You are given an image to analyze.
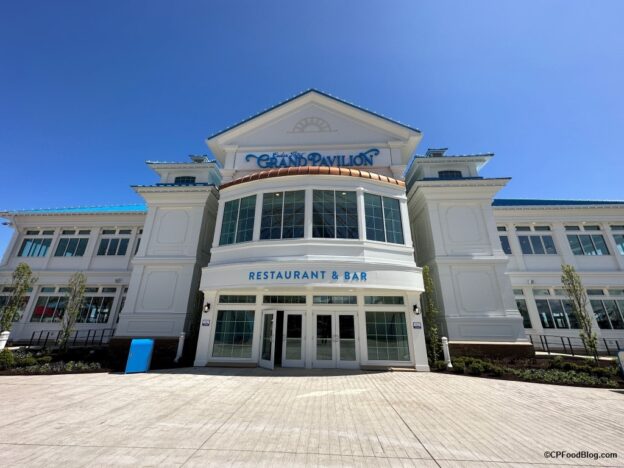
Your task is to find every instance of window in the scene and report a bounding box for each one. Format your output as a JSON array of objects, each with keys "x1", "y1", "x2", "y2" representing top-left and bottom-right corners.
[
  {"x1": 534, "y1": 298, "x2": 578, "y2": 329},
  {"x1": 0, "y1": 295, "x2": 29, "y2": 322},
  {"x1": 54, "y1": 236, "x2": 89, "y2": 257},
  {"x1": 97, "y1": 229, "x2": 131, "y2": 256},
  {"x1": 18, "y1": 238, "x2": 52, "y2": 257},
  {"x1": 590, "y1": 299, "x2": 624, "y2": 330},
  {"x1": 364, "y1": 296, "x2": 404, "y2": 305},
  {"x1": 515, "y1": 299, "x2": 533, "y2": 328},
  {"x1": 517, "y1": 235, "x2": 557, "y2": 255},
  {"x1": 567, "y1": 234, "x2": 609, "y2": 256},
  {"x1": 312, "y1": 190, "x2": 358, "y2": 239},
  {"x1": 364, "y1": 194, "x2": 404, "y2": 244},
  {"x1": 313, "y1": 296, "x2": 357, "y2": 304},
  {"x1": 263, "y1": 295, "x2": 306, "y2": 304},
  {"x1": 134, "y1": 229, "x2": 142, "y2": 255},
  {"x1": 30, "y1": 296, "x2": 67, "y2": 322},
  {"x1": 78, "y1": 296, "x2": 114, "y2": 323},
  {"x1": 219, "y1": 295, "x2": 256, "y2": 304},
  {"x1": 365, "y1": 312, "x2": 410, "y2": 361},
  {"x1": 219, "y1": 195, "x2": 257, "y2": 245},
  {"x1": 612, "y1": 226, "x2": 624, "y2": 255},
  {"x1": 174, "y1": 176, "x2": 196, "y2": 185},
  {"x1": 260, "y1": 191, "x2": 304, "y2": 240},
  {"x1": 438, "y1": 170, "x2": 462, "y2": 179},
  {"x1": 212, "y1": 310, "x2": 255, "y2": 358},
  {"x1": 499, "y1": 236, "x2": 512, "y2": 254}
]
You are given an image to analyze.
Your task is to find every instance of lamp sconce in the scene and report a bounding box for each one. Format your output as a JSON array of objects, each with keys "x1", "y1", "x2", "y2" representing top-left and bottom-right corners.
[
  {"x1": 413, "y1": 304, "x2": 420, "y2": 315},
  {"x1": 203, "y1": 303, "x2": 210, "y2": 313}
]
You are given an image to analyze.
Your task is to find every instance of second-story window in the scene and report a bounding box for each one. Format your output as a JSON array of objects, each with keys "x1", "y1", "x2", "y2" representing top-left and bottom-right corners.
[
  {"x1": 515, "y1": 226, "x2": 556, "y2": 255},
  {"x1": 260, "y1": 190, "x2": 305, "y2": 240},
  {"x1": 174, "y1": 176, "x2": 196, "y2": 185},
  {"x1": 219, "y1": 195, "x2": 257, "y2": 246},
  {"x1": 97, "y1": 229, "x2": 132, "y2": 256},
  {"x1": 364, "y1": 194, "x2": 404, "y2": 244},
  {"x1": 497, "y1": 226, "x2": 512, "y2": 254},
  {"x1": 565, "y1": 225, "x2": 610, "y2": 256},
  {"x1": 17, "y1": 230, "x2": 54, "y2": 257},
  {"x1": 611, "y1": 225, "x2": 624, "y2": 255},
  {"x1": 312, "y1": 190, "x2": 358, "y2": 239},
  {"x1": 54, "y1": 230, "x2": 90, "y2": 257}
]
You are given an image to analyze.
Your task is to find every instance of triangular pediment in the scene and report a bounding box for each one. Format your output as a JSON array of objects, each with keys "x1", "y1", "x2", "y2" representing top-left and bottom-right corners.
[{"x1": 207, "y1": 90, "x2": 422, "y2": 167}]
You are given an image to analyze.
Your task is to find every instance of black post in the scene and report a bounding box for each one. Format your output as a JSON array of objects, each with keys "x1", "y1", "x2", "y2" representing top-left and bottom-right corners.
[
  {"x1": 560, "y1": 336, "x2": 566, "y2": 354},
  {"x1": 603, "y1": 338, "x2": 611, "y2": 356},
  {"x1": 567, "y1": 337, "x2": 574, "y2": 356}
]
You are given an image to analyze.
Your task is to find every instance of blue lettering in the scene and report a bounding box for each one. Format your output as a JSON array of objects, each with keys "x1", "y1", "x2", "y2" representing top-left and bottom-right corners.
[
  {"x1": 249, "y1": 272, "x2": 255, "y2": 280},
  {"x1": 263, "y1": 271, "x2": 269, "y2": 280},
  {"x1": 360, "y1": 272, "x2": 367, "y2": 281},
  {"x1": 302, "y1": 271, "x2": 309, "y2": 279},
  {"x1": 246, "y1": 148, "x2": 379, "y2": 169},
  {"x1": 284, "y1": 271, "x2": 292, "y2": 279},
  {"x1": 307, "y1": 153, "x2": 322, "y2": 166},
  {"x1": 352, "y1": 272, "x2": 359, "y2": 281},
  {"x1": 276, "y1": 271, "x2": 283, "y2": 279},
  {"x1": 294, "y1": 271, "x2": 301, "y2": 279},
  {"x1": 311, "y1": 271, "x2": 318, "y2": 280},
  {"x1": 344, "y1": 272, "x2": 350, "y2": 280},
  {"x1": 320, "y1": 271, "x2": 326, "y2": 279}
]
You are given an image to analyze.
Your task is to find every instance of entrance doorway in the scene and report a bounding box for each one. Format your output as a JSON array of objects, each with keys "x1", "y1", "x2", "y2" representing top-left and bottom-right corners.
[
  {"x1": 312, "y1": 311, "x2": 358, "y2": 369},
  {"x1": 259, "y1": 310, "x2": 302, "y2": 369}
]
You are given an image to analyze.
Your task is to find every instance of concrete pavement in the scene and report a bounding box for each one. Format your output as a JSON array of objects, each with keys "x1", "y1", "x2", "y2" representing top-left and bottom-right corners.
[{"x1": 0, "y1": 367, "x2": 622, "y2": 467}]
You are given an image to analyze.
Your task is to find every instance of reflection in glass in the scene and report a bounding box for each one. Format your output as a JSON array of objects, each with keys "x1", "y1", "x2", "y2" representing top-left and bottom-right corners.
[{"x1": 316, "y1": 314, "x2": 333, "y2": 360}]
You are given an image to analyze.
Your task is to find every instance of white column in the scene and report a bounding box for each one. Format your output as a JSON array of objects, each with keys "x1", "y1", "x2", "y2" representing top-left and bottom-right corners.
[
  {"x1": 252, "y1": 194, "x2": 262, "y2": 241},
  {"x1": 356, "y1": 189, "x2": 366, "y2": 241},
  {"x1": 212, "y1": 200, "x2": 226, "y2": 248},
  {"x1": 194, "y1": 291, "x2": 217, "y2": 366},
  {"x1": 304, "y1": 189, "x2": 313, "y2": 239}
]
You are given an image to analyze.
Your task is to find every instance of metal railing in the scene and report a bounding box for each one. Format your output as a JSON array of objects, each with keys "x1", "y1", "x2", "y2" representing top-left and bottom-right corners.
[
  {"x1": 528, "y1": 333, "x2": 622, "y2": 357},
  {"x1": 27, "y1": 328, "x2": 115, "y2": 348}
]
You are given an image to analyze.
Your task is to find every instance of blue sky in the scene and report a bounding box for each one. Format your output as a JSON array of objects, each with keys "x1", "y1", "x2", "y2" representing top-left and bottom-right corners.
[{"x1": 1, "y1": 1, "x2": 623, "y2": 256}]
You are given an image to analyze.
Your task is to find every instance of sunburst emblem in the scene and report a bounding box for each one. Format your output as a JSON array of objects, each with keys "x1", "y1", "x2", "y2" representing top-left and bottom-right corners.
[{"x1": 290, "y1": 116, "x2": 335, "y2": 133}]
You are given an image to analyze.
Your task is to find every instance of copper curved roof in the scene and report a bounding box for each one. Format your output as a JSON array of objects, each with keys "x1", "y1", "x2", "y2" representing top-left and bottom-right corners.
[{"x1": 220, "y1": 166, "x2": 405, "y2": 190}]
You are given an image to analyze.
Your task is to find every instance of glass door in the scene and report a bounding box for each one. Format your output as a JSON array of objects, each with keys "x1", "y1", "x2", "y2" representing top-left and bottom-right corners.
[
  {"x1": 337, "y1": 313, "x2": 358, "y2": 369},
  {"x1": 282, "y1": 312, "x2": 304, "y2": 367},
  {"x1": 259, "y1": 310, "x2": 276, "y2": 369},
  {"x1": 313, "y1": 313, "x2": 335, "y2": 368},
  {"x1": 312, "y1": 312, "x2": 358, "y2": 368}
]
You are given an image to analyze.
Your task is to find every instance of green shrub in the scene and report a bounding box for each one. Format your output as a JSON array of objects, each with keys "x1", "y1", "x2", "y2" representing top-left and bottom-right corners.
[
  {"x1": 451, "y1": 357, "x2": 466, "y2": 373},
  {"x1": 38, "y1": 355, "x2": 53, "y2": 364},
  {"x1": 466, "y1": 361, "x2": 485, "y2": 376},
  {"x1": 432, "y1": 360, "x2": 448, "y2": 371},
  {"x1": 15, "y1": 354, "x2": 37, "y2": 367},
  {"x1": 0, "y1": 349, "x2": 15, "y2": 370}
]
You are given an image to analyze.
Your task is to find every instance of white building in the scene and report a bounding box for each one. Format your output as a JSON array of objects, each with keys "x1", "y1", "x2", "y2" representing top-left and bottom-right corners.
[{"x1": 1, "y1": 90, "x2": 623, "y2": 369}]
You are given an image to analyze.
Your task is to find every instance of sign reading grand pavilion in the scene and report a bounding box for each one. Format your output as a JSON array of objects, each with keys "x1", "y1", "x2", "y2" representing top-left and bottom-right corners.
[{"x1": 245, "y1": 148, "x2": 380, "y2": 169}]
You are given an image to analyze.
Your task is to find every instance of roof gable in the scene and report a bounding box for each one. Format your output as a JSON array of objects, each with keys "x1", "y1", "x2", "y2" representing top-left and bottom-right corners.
[{"x1": 206, "y1": 90, "x2": 422, "y2": 166}]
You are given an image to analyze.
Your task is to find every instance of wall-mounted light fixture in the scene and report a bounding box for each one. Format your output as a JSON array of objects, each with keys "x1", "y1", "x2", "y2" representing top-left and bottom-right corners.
[
  {"x1": 203, "y1": 304, "x2": 210, "y2": 313},
  {"x1": 413, "y1": 304, "x2": 420, "y2": 315}
]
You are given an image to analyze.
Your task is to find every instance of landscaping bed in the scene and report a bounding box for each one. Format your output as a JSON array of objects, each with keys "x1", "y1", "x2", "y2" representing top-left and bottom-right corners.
[
  {"x1": 0, "y1": 347, "x2": 111, "y2": 375},
  {"x1": 433, "y1": 355, "x2": 623, "y2": 388}
]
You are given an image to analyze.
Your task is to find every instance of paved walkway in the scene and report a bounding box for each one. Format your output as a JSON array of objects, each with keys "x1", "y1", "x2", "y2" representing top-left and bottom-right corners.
[{"x1": 0, "y1": 368, "x2": 622, "y2": 467}]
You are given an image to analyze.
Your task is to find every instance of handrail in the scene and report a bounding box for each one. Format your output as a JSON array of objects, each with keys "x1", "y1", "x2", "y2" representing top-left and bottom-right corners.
[
  {"x1": 27, "y1": 328, "x2": 115, "y2": 348},
  {"x1": 527, "y1": 333, "x2": 621, "y2": 357}
]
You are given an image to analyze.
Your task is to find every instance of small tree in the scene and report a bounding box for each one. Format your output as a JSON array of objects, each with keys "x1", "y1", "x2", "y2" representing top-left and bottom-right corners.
[
  {"x1": 1, "y1": 263, "x2": 37, "y2": 332},
  {"x1": 561, "y1": 264, "x2": 598, "y2": 362},
  {"x1": 58, "y1": 272, "x2": 87, "y2": 352},
  {"x1": 422, "y1": 265, "x2": 441, "y2": 363}
]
